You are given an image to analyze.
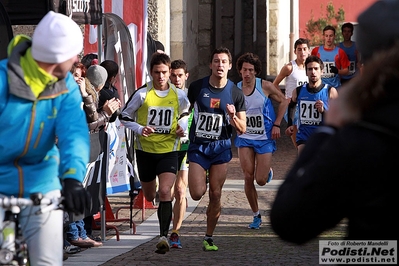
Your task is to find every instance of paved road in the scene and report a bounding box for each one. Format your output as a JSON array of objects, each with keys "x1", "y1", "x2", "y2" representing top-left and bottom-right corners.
[{"x1": 64, "y1": 125, "x2": 346, "y2": 266}]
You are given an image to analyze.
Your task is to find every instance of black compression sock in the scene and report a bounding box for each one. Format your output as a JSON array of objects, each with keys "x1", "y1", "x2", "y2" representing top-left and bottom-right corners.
[{"x1": 157, "y1": 201, "x2": 172, "y2": 237}]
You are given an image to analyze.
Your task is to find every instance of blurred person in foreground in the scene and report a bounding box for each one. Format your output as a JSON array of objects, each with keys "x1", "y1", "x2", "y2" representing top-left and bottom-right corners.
[
  {"x1": 0, "y1": 11, "x2": 90, "y2": 265},
  {"x1": 270, "y1": 0, "x2": 399, "y2": 243}
]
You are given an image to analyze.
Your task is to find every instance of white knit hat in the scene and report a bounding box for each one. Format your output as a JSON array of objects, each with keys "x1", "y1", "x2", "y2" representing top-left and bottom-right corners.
[
  {"x1": 86, "y1": 65, "x2": 108, "y2": 88},
  {"x1": 31, "y1": 11, "x2": 83, "y2": 64}
]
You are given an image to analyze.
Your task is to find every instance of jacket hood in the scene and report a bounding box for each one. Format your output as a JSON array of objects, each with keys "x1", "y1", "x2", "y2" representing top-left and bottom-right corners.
[
  {"x1": 7, "y1": 34, "x2": 31, "y2": 57},
  {"x1": 7, "y1": 35, "x2": 65, "y2": 101}
]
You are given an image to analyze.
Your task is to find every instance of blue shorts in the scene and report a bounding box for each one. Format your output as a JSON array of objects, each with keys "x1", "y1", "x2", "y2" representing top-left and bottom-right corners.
[
  {"x1": 235, "y1": 137, "x2": 276, "y2": 154},
  {"x1": 187, "y1": 139, "x2": 232, "y2": 170}
]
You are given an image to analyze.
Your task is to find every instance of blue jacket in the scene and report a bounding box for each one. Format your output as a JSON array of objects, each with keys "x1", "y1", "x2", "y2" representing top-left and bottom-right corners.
[{"x1": 0, "y1": 37, "x2": 89, "y2": 198}]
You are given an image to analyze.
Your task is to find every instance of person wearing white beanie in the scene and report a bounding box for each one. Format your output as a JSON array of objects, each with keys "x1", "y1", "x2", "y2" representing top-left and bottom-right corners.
[
  {"x1": 0, "y1": 11, "x2": 90, "y2": 266},
  {"x1": 32, "y1": 11, "x2": 83, "y2": 64}
]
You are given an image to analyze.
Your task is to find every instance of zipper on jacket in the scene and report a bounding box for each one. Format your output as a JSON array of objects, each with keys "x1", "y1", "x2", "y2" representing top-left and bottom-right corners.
[
  {"x1": 33, "y1": 121, "x2": 44, "y2": 149},
  {"x1": 14, "y1": 101, "x2": 37, "y2": 197}
]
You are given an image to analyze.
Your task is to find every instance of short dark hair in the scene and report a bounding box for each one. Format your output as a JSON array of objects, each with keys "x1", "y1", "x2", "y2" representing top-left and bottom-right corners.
[
  {"x1": 100, "y1": 60, "x2": 119, "y2": 82},
  {"x1": 150, "y1": 52, "x2": 171, "y2": 71},
  {"x1": 171, "y1": 59, "x2": 188, "y2": 73},
  {"x1": 341, "y1": 22, "x2": 354, "y2": 33},
  {"x1": 236, "y1": 52, "x2": 262, "y2": 76},
  {"x1": 305, "y1": 55, "x2": 324, "y2": 70},
  {"x1": 294, "y1": 38, "x2": 310, "y2": 49},
  {"x1": 81, "y1": 53, "x2": 98, "y2": 69},
  {"x1": 210, "y1": 47, "x2": 232, "y2": 64},
  {"x1": 323, "y1": 25, "x2": 336, "y2": 35}
]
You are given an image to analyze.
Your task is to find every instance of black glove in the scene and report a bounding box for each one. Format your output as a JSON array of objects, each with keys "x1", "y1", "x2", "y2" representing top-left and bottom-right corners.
[
  {"x1": 330, "y1": 66, "x2": 339, "y2": 74},
  {"x1": 63, "y1": 179, "x2": 91, "y2": 215}
]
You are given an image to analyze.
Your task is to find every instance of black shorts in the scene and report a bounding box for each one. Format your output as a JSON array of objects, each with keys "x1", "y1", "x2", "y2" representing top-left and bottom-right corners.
[{"x1": 135, "y1": 150, "x2": 178, "y2": 182}]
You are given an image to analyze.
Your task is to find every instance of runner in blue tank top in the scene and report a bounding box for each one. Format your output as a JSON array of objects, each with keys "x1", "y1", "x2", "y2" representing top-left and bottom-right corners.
[
  {"x1": 338, "y1": 22, "x2": 360, "y2": 85},
  {"x1": 286, "y1": 55, "x2": 338, "y2": 154},
  {"x1": 187, "y1": 47, "x2": 246, "y2": 251},
  {"x1": 235, "y1": 53, "x2": 287, "y2": 230}
]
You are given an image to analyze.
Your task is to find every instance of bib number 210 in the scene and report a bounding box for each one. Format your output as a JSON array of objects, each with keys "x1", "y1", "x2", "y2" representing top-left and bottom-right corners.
[{"x1": 147, "y1": 106, "x2": 174, "y2": 134}]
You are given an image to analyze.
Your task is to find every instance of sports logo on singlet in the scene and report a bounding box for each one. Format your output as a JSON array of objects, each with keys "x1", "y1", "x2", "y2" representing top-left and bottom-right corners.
[
  {"x1": 210, "y1": 98, "x2": 220, "y2": 108},
  {"x1": 147, "y1": 106, "x2": 174, "y2": 134},
  {"x1": 246, "y1": 108, "x2": 264, "y2": 134},
  {"x1": 299, "y1": 100, "x2": 322, "y2": 125}
]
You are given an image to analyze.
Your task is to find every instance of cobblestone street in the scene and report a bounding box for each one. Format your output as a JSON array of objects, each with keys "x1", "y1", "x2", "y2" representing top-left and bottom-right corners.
[{"x1": 96, "y1": 129, "x2": 347, "y2": 266}]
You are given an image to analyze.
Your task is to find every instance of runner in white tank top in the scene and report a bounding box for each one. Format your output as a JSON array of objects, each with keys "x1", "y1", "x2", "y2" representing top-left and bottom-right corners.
[
  {"x1": 284, "y1": 59, "x2": 309, "y2": 98},
  {"x1": 273, "y1": 38, "x2": 310, "y2": 147}
]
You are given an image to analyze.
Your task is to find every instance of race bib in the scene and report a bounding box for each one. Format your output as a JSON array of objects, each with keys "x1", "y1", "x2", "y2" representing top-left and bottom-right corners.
[
  {"x1": 246, "y1": 113, "x2": 264, "y2": 134},
  {"x1": 299, "y1": 100, "x2": 322, "y2": 125},
  {"x1": 322, "y1": 62, "x2": 336, "y2": 78},
  {"x1": 297, "y1": 79, "x2": 308, "y2": 87},
  {"x1": 348, "y1": 61, "x2": 356, "y2": 75},
  {"x1": 147, "y1": 106, "x2": 174, "y2": 134},
  {"x1": 195, "y1": 112, "x2": 223, "y2": 140}
]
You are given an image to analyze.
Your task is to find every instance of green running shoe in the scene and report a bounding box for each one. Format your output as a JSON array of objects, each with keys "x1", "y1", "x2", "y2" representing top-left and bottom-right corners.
[{"x1": 203, "y1": 238, "x2": 218, "y2": 251}]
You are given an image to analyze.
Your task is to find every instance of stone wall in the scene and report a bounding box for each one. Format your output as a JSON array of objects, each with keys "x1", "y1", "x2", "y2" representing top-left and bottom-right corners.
[{"x1": 147, "y1": 0, "x2": 159, "y2": 40}]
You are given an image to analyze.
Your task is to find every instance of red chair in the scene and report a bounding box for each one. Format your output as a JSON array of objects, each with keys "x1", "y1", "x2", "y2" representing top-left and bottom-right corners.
[{"x1": 92, "y1": 196, "x2": 136, "y2": 241}]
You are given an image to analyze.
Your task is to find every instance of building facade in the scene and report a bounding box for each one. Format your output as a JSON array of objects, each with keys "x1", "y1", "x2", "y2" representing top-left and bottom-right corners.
[{"x1": 150, "y1": 0, "x2": 375, "y2": 85}]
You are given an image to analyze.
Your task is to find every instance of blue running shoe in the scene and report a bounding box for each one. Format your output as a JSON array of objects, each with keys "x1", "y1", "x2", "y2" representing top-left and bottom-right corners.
[
  {"x1": 267, "y1": 168, "x2": 273, "y2": 183},
  {"x1": 169, "y1": 232, "x2": 182, "y2": 249},
  {"x1": 248, "y1": 215, "x2": 262, "y2": 229}
]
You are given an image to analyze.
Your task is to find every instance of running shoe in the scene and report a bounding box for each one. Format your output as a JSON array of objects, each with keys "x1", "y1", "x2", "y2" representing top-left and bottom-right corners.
[
  {"x1": 169, "y1": 232, "x2": 182, "y2": 249},
  {"x1": 156, "y1": 236, "x2": 170, "y2": 254},
  {"x1": 202, "y1": 238, "x2": 218, "y2": 251},
  {"x1": 267, "y1": 168, "x2": 273, "y2": 183},
  {"x1": 248, "y1": 215, "x2": 262, "y2": 229}
]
